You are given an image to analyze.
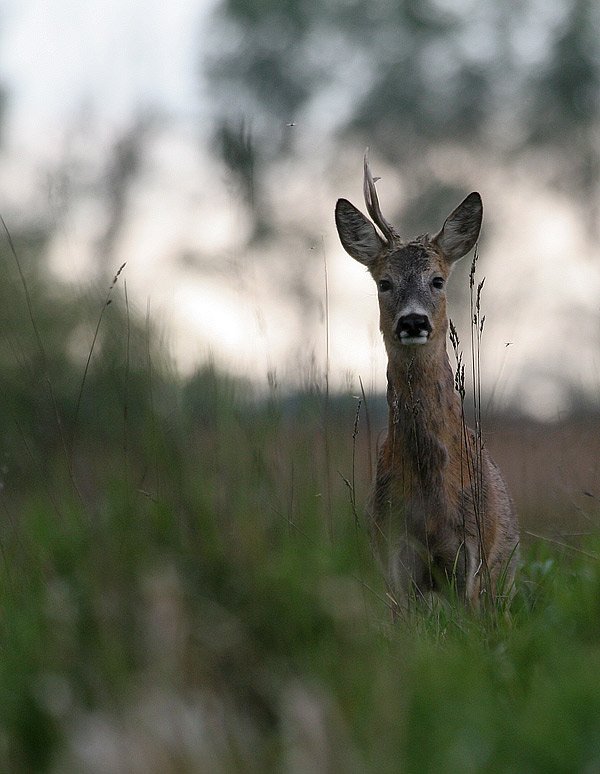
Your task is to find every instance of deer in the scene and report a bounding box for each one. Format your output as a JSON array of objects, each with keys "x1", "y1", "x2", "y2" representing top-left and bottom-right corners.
[{"x1": 335, "y1": 152, "x2": 519, "y2": 611}]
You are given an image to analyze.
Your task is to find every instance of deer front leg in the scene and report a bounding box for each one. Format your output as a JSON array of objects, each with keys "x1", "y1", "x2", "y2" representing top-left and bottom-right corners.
[{"x1": 387, "y1": 536, "x2": 431, "y2": 611}]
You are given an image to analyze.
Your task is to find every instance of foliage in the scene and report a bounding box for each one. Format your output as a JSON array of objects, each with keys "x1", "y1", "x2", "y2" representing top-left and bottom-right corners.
[
  {"x1": 207, "y1": 0, "x2": 600, "y2": 232},
  {"x1": 0, "y1": 229, "x2": 600, "y2": 770},
  {"x1": 0, "y1": 273, "x2": 598, "y2": 770}
]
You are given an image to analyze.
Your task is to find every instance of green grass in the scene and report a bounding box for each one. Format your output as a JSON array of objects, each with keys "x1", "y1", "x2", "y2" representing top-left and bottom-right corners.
[
  {"x1": 0, "y1": 234, "x2": 599, "y2": 771},
  {"x1": 1, "y1": 351, "x2": 600, "y2": 772}
]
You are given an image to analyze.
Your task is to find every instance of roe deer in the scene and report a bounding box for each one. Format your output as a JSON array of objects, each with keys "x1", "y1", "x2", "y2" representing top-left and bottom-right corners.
[{"x1": 335, "y1": 152, "x2": 519, "y2": 610}]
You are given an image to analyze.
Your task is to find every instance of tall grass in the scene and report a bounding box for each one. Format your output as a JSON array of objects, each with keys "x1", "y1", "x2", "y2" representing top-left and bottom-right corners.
[
  {"x1": 447, "y1": 249, "x2": 521, "y2": 613},
  {"x1": 0, "y1": 232, "x2": 600, "y2": 771}
]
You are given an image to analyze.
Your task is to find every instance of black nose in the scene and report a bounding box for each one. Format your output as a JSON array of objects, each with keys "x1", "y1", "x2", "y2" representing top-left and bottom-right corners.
[{"x1": 396, "y1": 313, "x2": 432, "y2": 339}]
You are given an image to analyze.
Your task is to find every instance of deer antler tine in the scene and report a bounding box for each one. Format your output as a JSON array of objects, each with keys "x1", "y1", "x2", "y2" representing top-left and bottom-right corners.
[{"x1": 363, "y1": 148, "x2": 397, "y2": 244}]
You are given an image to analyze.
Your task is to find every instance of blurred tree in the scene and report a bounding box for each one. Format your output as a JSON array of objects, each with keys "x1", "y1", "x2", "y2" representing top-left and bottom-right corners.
[
  {"x1": 524, "y1": 0, "x2": 600, "y2": 227},
  {"x1": 95, "y1": 114, "x2": 153, "y2": 277},
  {"x1": 206, "y1": 0, "x2": 600, "y2": 234}
]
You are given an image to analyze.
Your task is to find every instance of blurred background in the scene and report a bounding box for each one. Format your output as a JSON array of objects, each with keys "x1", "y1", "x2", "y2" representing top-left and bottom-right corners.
[
  {"x1": 1, "y1": 0, "x2": 599, "y2": 421},
  {"x1": 2, "y1": 3, "x2": 600, "y2": 768}
]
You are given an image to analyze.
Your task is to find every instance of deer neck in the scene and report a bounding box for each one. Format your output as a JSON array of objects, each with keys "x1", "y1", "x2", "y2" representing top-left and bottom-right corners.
[{"x1": 385, "y1": 339, "x2": 462, "y2": 473}]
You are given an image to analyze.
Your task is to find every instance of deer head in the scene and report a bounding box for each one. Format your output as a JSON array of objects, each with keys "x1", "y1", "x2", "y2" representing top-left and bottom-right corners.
[{"x1": 335, "y1": 152, "x2": 482, "y2": 353}]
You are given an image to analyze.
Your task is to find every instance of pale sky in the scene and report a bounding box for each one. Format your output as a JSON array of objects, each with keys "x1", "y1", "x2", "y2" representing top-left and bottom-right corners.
[{"x1": 1, "y1": 0, "x2": 209, "y2": 138}]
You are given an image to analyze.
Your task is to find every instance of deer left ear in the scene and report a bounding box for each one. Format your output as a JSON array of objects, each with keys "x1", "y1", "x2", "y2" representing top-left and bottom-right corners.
[{"x1": 432, "y1": 192, "x2": 483, "y2": 263}]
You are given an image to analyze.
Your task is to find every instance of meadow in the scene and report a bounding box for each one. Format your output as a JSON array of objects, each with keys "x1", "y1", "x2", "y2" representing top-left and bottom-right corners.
[{"x1": 1, "y1": 233, "x2": 600, "y2": 772}]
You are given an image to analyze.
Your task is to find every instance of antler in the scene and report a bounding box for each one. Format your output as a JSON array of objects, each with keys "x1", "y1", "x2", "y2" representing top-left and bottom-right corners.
[{"x1": 363, "y1": 148, "x2": 398, "y2": 244}]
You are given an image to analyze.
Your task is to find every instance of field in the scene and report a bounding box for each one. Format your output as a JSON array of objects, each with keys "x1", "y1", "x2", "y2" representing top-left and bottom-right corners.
[{"x1": 1, "y1": 240, "x2": 600, "y2": 771}]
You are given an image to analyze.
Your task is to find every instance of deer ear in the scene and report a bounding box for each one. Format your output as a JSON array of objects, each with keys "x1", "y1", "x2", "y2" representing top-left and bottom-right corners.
[
  {"x1": 432, "y1": 192, "x2": 483, "y2": 263},
  {"x1": 335, "y1": 198, "x2": 383, "y2": 266}
]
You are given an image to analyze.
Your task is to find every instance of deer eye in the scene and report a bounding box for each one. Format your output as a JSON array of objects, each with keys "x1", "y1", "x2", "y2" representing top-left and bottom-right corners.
[
  {"x1": 378, "y1": 279, "x2": 392, "y2": 292},
  {"x1": 431, "y1": 277, "x2": 445, "y2": 290}
]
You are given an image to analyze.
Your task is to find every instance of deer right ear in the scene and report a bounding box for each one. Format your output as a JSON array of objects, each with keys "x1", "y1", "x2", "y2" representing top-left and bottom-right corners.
[{"x1": 335, "y1": 198, "x2": 383, "y2": 266}]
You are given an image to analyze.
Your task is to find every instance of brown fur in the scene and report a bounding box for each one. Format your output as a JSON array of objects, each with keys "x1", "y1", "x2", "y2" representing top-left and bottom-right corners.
[{"x1": 335, "y1": 155, "x2": 519, "y2": 609}]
